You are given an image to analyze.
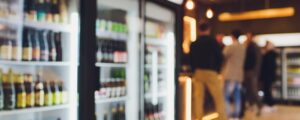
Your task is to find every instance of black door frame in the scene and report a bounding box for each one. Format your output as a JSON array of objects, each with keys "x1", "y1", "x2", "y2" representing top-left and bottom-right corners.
[{"x1": 140, "y1": 0, "x2": 184, "y2": 120}]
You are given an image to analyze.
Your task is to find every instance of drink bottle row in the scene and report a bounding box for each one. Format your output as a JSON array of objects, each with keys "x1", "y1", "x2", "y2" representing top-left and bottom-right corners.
[
  {"x1": 24, "y1": 0, "x2": 68, "y2": 23},
  {"x1": 96, "y1": 69, "x2": 127, "y2": 99},
  {"x1": 22, "y1": 27, "x2": 63, "y2": 62},
  {"x1": 144, "y1": 102, "x2": 164, "y2": 120},
  {"x1": 145, "y1": 45, "x2": 166, "y2": 65},
  {"x1": 0, "y1": 27, "x2": 63, "y2": 61},
  {"x1": 0, "y1": 68, "x2": 67, "y2": 110},
  {"x1": 96, "y1": 39, "x2": 127, "y2": 63},
  {"x1": 0, "y1": 0, "x2": 18, "y2": 18},
  {"x1": 100, "y1": 103, "x2": 126, "y2": 120},
  {"x1": 96, "y1": 19, "x2": 128, "y2": 35},
  {"x1": 144, "y1": 70, "x2": 166, "y2": 93}
]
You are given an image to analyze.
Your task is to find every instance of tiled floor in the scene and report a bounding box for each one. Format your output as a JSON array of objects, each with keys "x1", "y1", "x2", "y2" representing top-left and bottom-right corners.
[{"x1": 243, "y1": 105, "x2": 300, "y2": 120}]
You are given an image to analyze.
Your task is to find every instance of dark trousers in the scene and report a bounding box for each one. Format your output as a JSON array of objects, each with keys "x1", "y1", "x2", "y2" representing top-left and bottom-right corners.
[{"x1": 263, "y1": 80, "x2": 275, "y2": 106}]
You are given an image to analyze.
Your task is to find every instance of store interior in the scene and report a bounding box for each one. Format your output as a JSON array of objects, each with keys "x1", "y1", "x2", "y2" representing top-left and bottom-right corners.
[{"x1": 0, "y1": 0, "x2": 300, "y2": 120}]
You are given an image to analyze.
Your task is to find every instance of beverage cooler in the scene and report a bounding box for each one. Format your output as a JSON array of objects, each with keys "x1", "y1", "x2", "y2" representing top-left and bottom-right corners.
[
  {"x1": 0, "y1": 0, "x2": 80, "y2": 120},
  {"x1": 79, "y1": 0, "x2": 182, "y2": 120},
  {"x1": 93, "y1": 0, "x2": 140, "y2": 120},
  {"x1": 140, "y1": 1, "x2": 180, "y2": 120},
  {"x1": 272, "y1": 47, "x2": 300, "y2": 101}
]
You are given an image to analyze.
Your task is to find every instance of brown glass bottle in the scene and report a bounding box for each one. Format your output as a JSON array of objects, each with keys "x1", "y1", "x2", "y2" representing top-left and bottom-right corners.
[
  {"x1": 24, "y1": 74, "x2": 35, "y2": 108},
  {"x1": 35, "y1": 73, "x2": 44, "y2": 107},
  {"x1": 54, "y1": 32, "x2": 62, "y2": 61},
  {"x1": 44, "y1": 80, "x2": 53, "y2": 106},
  {"x1": 51, "y1": 80, "x2": 60, "y2": 105},
  {"x1": 22, "y1": 28, "x2": 33, "y2": 61},
  {"x1": 32, "y1": 30, "x2": 41, "y2": 61},
  {"x1": 15, "y1": 74, "x2": 26, "y2": 109},
  {"x1": 3, "y1": 69, "x2": 16, "y2": 110},
  {"x1": 58, "y1": 80, "x2": 66, "y2": 104}
]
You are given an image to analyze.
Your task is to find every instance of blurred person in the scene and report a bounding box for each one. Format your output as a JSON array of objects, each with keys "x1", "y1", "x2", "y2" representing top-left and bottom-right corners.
[
  {"x1": 190, "y1": 23, "x2": 227, "y2": 120},
  {"x1": 260, "y1": 41, "x2": 277, "y2": 113},
  {"x1": 223, "y1": 30, "x2": 246, "y2": 120},
  {"x1": 216, "y1": 33, "x2": 225, "y2": 49},
  {"x1": 241, "y1": 32, "x2": 262, "y2": 117}
]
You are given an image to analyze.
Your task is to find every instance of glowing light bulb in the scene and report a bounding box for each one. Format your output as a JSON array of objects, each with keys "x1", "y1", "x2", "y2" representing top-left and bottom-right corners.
[
  {"x1": 186, "y1": 0, "x2": 195, "y2": 10},
  {"x1": 206, "y1": 8, "x2": 214, "y2": 19}
]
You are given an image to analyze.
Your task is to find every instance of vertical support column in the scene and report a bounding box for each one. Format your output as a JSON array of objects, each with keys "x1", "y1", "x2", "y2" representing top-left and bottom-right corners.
[{"x1": 79, "y1": 0, "x2": 98, "y2": 120}]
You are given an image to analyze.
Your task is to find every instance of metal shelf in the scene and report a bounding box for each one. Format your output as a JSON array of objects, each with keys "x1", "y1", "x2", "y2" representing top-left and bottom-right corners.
[
  {"x1": 0, "y1": 61, "x2": 71, "y2": 66},
  {"x1": 145, "y1": 38, "x2": 168, "y2": 46},
  {"x1": 145, "y1": 64, "x2": 167, "y2": 69},
  {"x1": 95, "y1": 62, "x2": 127, "y2": 67},
  {"x1": 95, "y1": 96, "x2": 127, "y2": 104},
  {"x1": 0, "y1": 105, "x2": 69, "y2": 116},
  {"x1": 24, "y1": 21, "x2": 71, "y2": 32},
  {"x1": 144, "y1": 92, "x2": 168, "y2": 99},
  {"x1": 96, "y1": 31, "x2": 128, "y2": 41},
  {"x1": 0, "y1": 17, "x2": 22, "y2": 25}
]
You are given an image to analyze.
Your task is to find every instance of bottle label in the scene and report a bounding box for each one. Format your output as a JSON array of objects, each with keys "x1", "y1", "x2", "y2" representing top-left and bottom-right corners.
[
  {"x1": 45, "y1": 93, "x2": 53, "y2": 106},
  {"x1": 22, "y1": 48, "x2": 32, "y2": 61},
  {"x1": 1, "y1": 45, "x2": 12, "y2": 60},
  {"x1": 12, "y1": 47, "x2": 19, "y2": 61},
  {"x1": 40, "y1": 50, "x2": 49, "y2": 61},
  {"x1": 50, "y1": 49, "x2": 57, "y2": 61},
  {"x1": 53, "y1": 92, "x2": 61, "y2": 105},
  {"x1": 4, "y1": 93, "x2": 15, "y2": 109},
  {"x1": 35, "y1": 91, "x2": 44, "y2": 106},
  {"x1": 32, "y1": 48, "x2": 41, "y2": 61},
  {"x1": 61, "y1": 91, "x2": 67, "y2": 104},
  {"x1": 26, "y1": 92, "x2": 35, "y2": 107},
  {"x1": 17, "y1": 92, "x2": 26, "y2": 108}
]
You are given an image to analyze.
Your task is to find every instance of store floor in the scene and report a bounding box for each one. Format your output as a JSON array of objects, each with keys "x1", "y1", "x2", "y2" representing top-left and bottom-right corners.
[{"x1": 243, "y1": 105, "x2": 300, "y2": 120}]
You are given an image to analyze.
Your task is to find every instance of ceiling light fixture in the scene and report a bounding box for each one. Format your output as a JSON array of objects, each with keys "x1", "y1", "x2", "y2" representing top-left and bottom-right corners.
[
  {"x1": 185, "y1": 0, "x2": 195, "y2": 10},
  {"x1": 206, "y1": 8, "x2": 214, "y2": 19},
  {"x1": 218, "y1": 7, "x2": 295, "y2": 22}
]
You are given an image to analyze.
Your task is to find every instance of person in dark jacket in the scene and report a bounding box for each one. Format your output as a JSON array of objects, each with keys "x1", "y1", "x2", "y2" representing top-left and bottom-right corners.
[
  {"x1": 260, "y1": 41, "x2": 277, "y2": 112},
  {"x1": 241, "y1": 32, "x2": 262, "y2": 116},
  {"x1": 190, "y1": 23, "x2": 227, "y2": 120}
]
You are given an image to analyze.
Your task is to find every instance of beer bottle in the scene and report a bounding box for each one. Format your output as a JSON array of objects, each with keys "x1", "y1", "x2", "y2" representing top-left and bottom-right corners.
[
  {"x1": 22, "y1": 28, "x2": 33, "y2": 61},
  {"x1": 50, "y1": 80, "x2": 60, "y2": 105},
  {"x1": 15, "y1": 74, "x2": 26, "y2": 109},
  {"x1": 47, "y1": 31, "x2": 57, "y2": 61},
  {"x1": 44, "y1": 80, "x2": 53, "y2": 106},
  {"x1": 24, "y1": 74, "x2": 35, "y2": 108},
  {"x1": 32, "y1": 30, "x2": 41, "y2": 61},
  {"x1": 58, "y1": 80, "x2": 66, "y2": 104},
  {"x1": 35, "y1": 73, "x2": 44, "y2": 107},
  {"x1": 3, "y1": 69, "x2": 16, "y2": 110}
]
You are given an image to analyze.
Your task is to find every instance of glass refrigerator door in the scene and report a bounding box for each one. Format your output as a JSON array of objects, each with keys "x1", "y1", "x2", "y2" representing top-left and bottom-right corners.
[
  {"x1": 283, "y1": 48, "x2": 300, "y2": 101},
  {"x1": 95, "y1": 0, "x2": 140, "y2": 120},
  {"x1": 0, "y1": 0, "x2": 79, "y2": 120},
  {"x1": 142, "y1": 1, "x2": 176, "y2": 120}
]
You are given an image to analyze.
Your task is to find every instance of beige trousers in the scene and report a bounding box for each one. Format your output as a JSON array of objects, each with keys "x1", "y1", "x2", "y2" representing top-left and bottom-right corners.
[{"x1": 192, "y1": 69, "x2": 227, "y2": 120}]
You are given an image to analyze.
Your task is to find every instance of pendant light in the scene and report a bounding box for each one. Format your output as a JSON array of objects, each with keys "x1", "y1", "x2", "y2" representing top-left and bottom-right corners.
[
  {"x1": 206, "y1": 8, "x2": 214, "y2": 19},
  {"x1": 185, "y1": 0, "x2": 195, "y2": 10}
]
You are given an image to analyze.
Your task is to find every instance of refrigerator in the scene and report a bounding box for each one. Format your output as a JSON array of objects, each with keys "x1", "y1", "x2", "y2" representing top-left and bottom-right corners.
[
  {"x1": 79, "y1": 0, "x2": 141, "y2": 120},
  {"x1": 272, "y1": 47, "x2": 300, "y2": 102},
  {"x1": 254, "y1": 33, "x2": 300, "y2": 103},
  {"x1": 140, "y1": 1, "x2": 183, "y2": 120},
  {"x1": 78, "y1": 0, "x2": 183, "y2": 120},
  {"x1": 0, "y1": 0, "x2": 80, "y2": 120}
]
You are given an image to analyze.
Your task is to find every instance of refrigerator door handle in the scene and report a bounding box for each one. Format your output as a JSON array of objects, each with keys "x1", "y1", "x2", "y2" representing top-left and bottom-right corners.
[{"x1": 151, "y1": 50, "x2": 159, "y2": 105}]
